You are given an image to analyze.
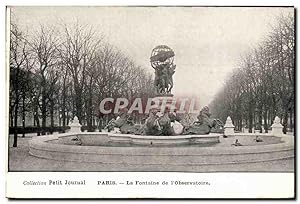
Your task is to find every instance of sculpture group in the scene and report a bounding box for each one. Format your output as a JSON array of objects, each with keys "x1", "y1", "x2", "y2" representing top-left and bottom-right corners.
[
  {"x1": 150, "y1": 45, "x2": 176, "y2": 95},
  {"x1": 105, "y1": 106, "x2": 224, "y2": 136},
  {"x1": 105, "y1": 45, "x2": 224, "y2": 136}
]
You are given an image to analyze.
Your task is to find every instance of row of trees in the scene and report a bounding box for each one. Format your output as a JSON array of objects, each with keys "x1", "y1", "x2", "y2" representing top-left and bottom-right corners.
[
  {"x1": 10, "y1": 22, "x2": 155, "y2": 147},
  {"x1": 210, "y1": 14, "x2": 294, "y2": 134}
]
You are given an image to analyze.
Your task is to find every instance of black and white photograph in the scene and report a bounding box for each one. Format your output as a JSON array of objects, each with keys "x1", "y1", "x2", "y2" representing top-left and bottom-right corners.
[{"x1": 5, "y1": 5, "x2": 295, "y2": 199}]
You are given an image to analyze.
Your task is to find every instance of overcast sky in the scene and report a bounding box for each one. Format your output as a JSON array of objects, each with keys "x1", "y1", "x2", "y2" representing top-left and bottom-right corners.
[{"x1": 11, "y1": 6, "x2": 293, "y2": 107}]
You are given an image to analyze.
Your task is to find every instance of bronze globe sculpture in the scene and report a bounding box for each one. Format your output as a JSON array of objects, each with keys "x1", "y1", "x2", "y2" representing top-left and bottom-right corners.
[{"x1": 150, "y1": 45, "x2": 176, "y2": 95}]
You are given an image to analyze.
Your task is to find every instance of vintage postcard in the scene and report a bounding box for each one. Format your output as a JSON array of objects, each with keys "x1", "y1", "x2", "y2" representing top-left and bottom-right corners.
[{"x1": 6, "y1": 6, "x2": 295, "y2": 199}]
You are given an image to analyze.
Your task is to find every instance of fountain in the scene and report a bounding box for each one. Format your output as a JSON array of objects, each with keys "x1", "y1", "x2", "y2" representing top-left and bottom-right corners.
[
  {"x1": 28, "y1": 46, "x2": 294, "y2": 171},
  {"x1": 103, "y1": 45, "x2": 223, "y2": 139}
]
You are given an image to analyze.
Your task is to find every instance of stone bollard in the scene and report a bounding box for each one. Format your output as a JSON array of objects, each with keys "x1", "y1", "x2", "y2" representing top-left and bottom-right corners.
[
  {"x1": 68, "y1": 116, "x2": 82, "y2": 133},
  {"x1": 271, "y1": 116, "x2": 283, "y2": 135},
  {"x1": 224, "y1": 116, "x2": 235, "y2": 136}
]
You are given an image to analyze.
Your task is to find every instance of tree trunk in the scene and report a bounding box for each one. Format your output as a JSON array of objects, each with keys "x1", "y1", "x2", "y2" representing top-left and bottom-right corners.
[
  {"x1": 10, "y1": 112, "x2": 14, "y2": 128},
  {"x1": 62, "y1": 95, "x2": 66, "y2": 127},
  {"x1": 67, "y1": 112, "x2": 69, "y2": 125},
  {"x1": 22, "y1": 92, "x2": 26, "y2": 137},
  {"x1": 58, "y1": 114, "x2": 61, "y2": 126},
  {"x1": 239, "y1": 118, "x2": 242, "y2": 131},
  {"x1": 50, "y1": 99, "x2": 54, "y2": 134},
  {"x1": 248, "y1": 113, "x2": 253, "y2": 133},
  {"x1": 248, "y1": 99, "x2": 254, "y2": 133},
  {"x1": 282, "y1": 109, "x2": 288, "y2": 134},
  {"x1": 13, "y1": 100, "x2": 19, "y2": 147},
  {"x1": 62, "y1": 108, "x2": 66, "y2": 127},
  {"x1": 87, "y1": 78, "x2": 93, "y2": 132},
  {"x1": 34, "y1": 97, "x2": 40, "y2": 136},
  {"x1": 75, "y1": 93, "x2": 82, "y2": 123},
  {"x1": 62, "y1": 73, "x2": 67, "y2": 127},
  {"x1": 263, "y1": 110, "x2": 268, "y2": 133},
  {"x1": 41, "y1": 79, "x2": 47, "y2": 135},
  {"x1": 258, "y1": 110, "x2": 263, "y2": 133},
  {"x1": 13, "y1": 68, "x2": 20, "y2": 147},
  {"x1": 289, "y1": 109, "x2": 293, "y2": 133}
]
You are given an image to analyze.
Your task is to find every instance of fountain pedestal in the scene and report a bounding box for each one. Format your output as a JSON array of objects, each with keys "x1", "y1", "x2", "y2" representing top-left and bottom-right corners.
[
  {"x1": 271, "y1": 116, "x2": 284, "y2": 135},
  {"x1": 224, "y1": 116, "x2": 235, "y2": 136},
  {"x1": 69, "y1": 116, "x2": 82, "y2": 133},
  {"x1": 152, "y1": 94, "x2": 176, "y2": 113}
]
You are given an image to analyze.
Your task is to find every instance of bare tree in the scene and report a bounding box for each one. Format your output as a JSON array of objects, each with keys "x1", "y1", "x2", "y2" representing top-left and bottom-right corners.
[
  {"x1": 9, "y1": 21, "x2": 155, "y2": 136},
  {"x1": 28, "y1": 25, "x2": 60, "y2": 134},
  {"x1": 10, "y1": 22, "x2": 30, "y2": 146},
  {"x1": 59, "y1": 23, "x2": 102, "y2": 123},
  {"x1": 210, "y1": 14, "x2": 294, "y2": 134}
]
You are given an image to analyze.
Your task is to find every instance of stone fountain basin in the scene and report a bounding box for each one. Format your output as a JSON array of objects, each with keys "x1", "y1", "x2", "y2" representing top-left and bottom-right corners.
[
  {"x1": 76, "y1": 133, "x2": 220, "y2": 146},
  {"x1": 28, "y1": 132, "x2": 294, "y2": 167}
]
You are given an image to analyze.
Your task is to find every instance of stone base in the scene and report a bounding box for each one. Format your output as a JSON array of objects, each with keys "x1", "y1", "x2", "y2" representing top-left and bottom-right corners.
[
  {"x1": 272, "y1": 127, "x2": 283, "y2": 135},
  {"x1": 152, "y1": 95, "x2": 176, "y2": 112},
  {"x1": 29, "y1": 133, "x2": 294, "y2": 166},
  {"x1": 224, "y1": 128, "x2": 234, "y2": 136}
]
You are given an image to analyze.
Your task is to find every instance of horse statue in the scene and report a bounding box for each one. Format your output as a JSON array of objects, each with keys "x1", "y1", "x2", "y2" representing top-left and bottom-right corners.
[
  {"x1": 106, "y1": 109, "x2": 141, "y2": 134},
  {"x1": 183, "y1": 106, "x2": 224, "y2": 135}
]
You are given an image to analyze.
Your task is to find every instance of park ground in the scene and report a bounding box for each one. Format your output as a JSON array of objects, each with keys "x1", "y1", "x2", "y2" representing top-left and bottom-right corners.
[{"x1": 7, "y1": 135, "x2": 294, "y2": 172}]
